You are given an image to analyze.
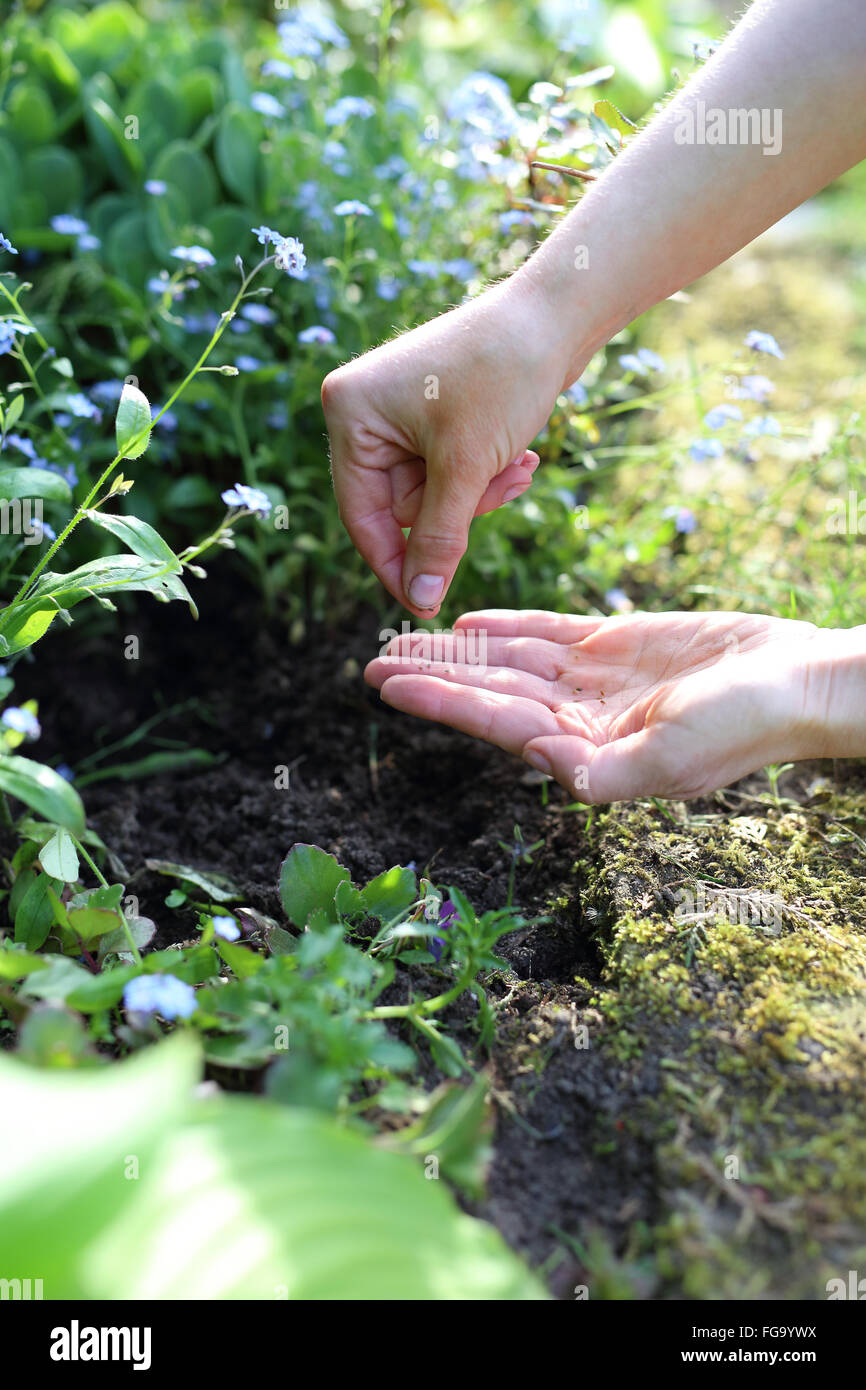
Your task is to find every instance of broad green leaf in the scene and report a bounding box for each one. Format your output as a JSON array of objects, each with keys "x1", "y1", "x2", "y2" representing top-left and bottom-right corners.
[
  {"x1": 85, "y1": 510, "x2": 181, "y2": 570},
  {"x1": 278, "y1": 844, "x2": 350, "y2": 928},
  {"x1": 39, "y1": 829, "x2": 79, "y2": 883},
  {"x1": 0, "y1": 1038, "x2": 545, "y2": 1299},
  {"x1": 0, "y1": 465, "x2": 72, "y2": 502},
  {"x1": 359, "y1": 865, "x2": 418, "y2": 921},
  {"x1": 215, "y1": 101, "x2": 261, "y2": 203},
  {"x1": 0, "y1": 755, "x2": 85, "y2": 834},
  {"x1": 3, "y1": 393, "x2": 24, "y2": 432},
  {"x1": 14, "y1": 871, "x2": 60, "y2": 950},
  {"x1": 66, "y1": 906, "x2": 120, "y2": 943},
  {"x1": 0, "y1": 944, "x2": 49, "y2": 979},
  {"x1": 115, "y1": 383, "x2": 151, "y2": 459}
]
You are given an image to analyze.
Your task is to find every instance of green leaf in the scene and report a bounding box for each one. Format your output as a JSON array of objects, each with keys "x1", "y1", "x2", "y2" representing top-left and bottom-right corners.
[
  {"x1": 0, "y1": 755, "x2": 86, "y2": 834},
  {"x1": 0, "y1": 944, "x2": 48, "y2": 979},
  {"x1": 3, "y1": 393, "x2": 24, "y2": 432},
  {"x1": 360, "y1": 865, "x2": 418, "y2": 921},
  {"x1": 216, "y1": 938, "x2": 263, "y2": 979},
  {"x1": 0, "y1": 1039, "x2": 545, "y2": 1298},
  {"x1": 39, "y1": 829, "x2": 79, "y2": 883},
  {"x1": 144, "y1": 858, "x2": 240, "y2": 902},
  {"x1": 66, "y1": 906, "x2": 120, "y2": 943},
  {"x1": 14, "y1": 871, "x2": 62, "y2": 951},
  {"x1": 215, "y1": 101, "x2": 261, "y2": 203},
  {"x1": 115, "y1": 383, "x2": 151, "y2": 459},
  {"x1": 278, "y1": 844, "x2": 350, "y2": 928},
  {"x1": 0, "y1": 465, "x2": 72, "y2": 502}
]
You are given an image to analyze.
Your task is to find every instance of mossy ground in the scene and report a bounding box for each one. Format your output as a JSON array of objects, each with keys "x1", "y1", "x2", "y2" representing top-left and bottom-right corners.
[{"x1": 559, "y1": 761, "x2": 866, "y2": 1298}]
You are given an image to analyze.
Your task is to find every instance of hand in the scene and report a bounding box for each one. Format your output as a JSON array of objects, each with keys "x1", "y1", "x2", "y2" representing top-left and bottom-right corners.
[
  {"x1": 365, "y1": 608, "x2": 837, "y2": 803},
  {"x1": 322, "y1": 278, "x2": 570, "y2": 619}
]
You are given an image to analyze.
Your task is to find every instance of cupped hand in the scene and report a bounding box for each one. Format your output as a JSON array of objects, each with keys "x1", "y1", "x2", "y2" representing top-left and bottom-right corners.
[
  {"x1": 322, "y1": 279, "x2": 568, "y2": 619},
  {"x1": 365, "y1": 608, "x2": 830, "y2": 803}
]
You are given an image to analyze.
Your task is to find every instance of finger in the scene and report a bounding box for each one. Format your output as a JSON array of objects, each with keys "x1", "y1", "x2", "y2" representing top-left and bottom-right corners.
[
  {"x1": 474, "y1": 451, "x2": 540, "y2": 517},
  {"x1": 378, "y1": 674, "x2": 559, "y2": 755},
  {"x1": 454, "y1": 609, "x2": 608, "y2": 644},
  {"x1": 366, "y1": 653, "x2": 557, "y2": 707},
  {"x1": 524, "y1": 727, "x2": 672, "y2": 804},
  {"x1": 401, "y1": 464, "x2": 479, "y2": 616},
  {"x1": 376, "y1": 630, "x2": 569, "y2": 683},
  {"x1": 333, "y1": 462, "x2": 408, "y2": 606}
]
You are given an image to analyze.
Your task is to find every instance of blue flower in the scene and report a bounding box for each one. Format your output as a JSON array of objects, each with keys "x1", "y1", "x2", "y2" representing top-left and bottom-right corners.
[
  {"x1": 40, "y1": 522, "x2": 57, "y2": 542},
  {"x1": 376, "y1": 276, "x2": 402, "y2": 301},
  {"x1": 65, "y1": 393, "x2": 101, "y2": 421},
  {"x1": 407, "y1": 258, "x2": 441, "y2": 278},
  {"x1": 273, "y1": 235, "x2": 307, "y2": 278},
  {"x1": 322, "y1": 139, "x2": 351, "y2": 174},
  {"x1": 267, "y1": 406, "x2": 288, "y2": 430},
  {"x1": 123, "y1": 973, "x2": 197, "y2": 1020},
  {"x1": 0, "y1": 232, "x2": 17, "y2": 254},
  {"x1": 663, "y1": 505, "x2": 698, "y2": 534},
  {"x1": 733, "y1": 374, "x2": 774, "y2": 402},
  {"x1": 240, "y1": 302, "x2": 277, "y2": 325},
  {"x1": 251, "y1": 92, "x2": 285, "y2": 118},
  {"x1": 689, "y1": 438, "x2": 724, "y2": 462},
  {"x1": 4, "y1": 432, "x2": 37, "y2": 460},
  {"x1": 211, "y1": 915, "x2": 241, "y2": 941},
  {"x1": 278, "y1": 8, "x2": 348, "y2": 58},
  {"x1": 42, "y1": 462, "x2": 78, "y2": 488},
  {"x1": 443, "y1": 258, "x2": 475, "y2": 282},
  {"x1": 182, "y1": 310, "x2": 220, "y2": 335},
  {"x1": 333, "y1": 200, "x2": 373, "y2": 217},
  {"x1": 235, "y1": 355, "x2": 262, "y2": 372},
  {"x1": 0, "y1": 323, "x2": 16, "y2": 356},
  {"x1": 222, "y1": 483, "x2": 272, "y2": 516},
  {"x1": 564, "y1": 381, "x2": 588, "y2": 406},
  {"x1": 499, "y1": 210, "x2": 535, "y2": 233},
  {"x1": 261, "y1": 59, "x2": 295, "y2": 79},
  {"x1": 743, "y1": 415, "x2": 781, "y2": 437},
  {"x1": 151, "y1": 405, "x2": 178, "y2": 430},
  {"x1": 447, "y1": 72, "x2": 520, "y2": 143},
  {"x1": 56, "y1": 763, "x2": 75, "y2": 782},
  {"x1": 745, "y1": 329, "x2": 784, "y2": 359},
  {"x1": 50, "y1": 214, "x2": 89, "y2": 237},
  {"x1": 148, "y1": 274, "x2": 185, "y2": 300},
  {"x1": 89, "y1": 379, "x2": 125, "y2": 404},
  {"x1": 325, "y1": 95, "x2": 376, "y2": 126},
  {"x1": 298, "y1": 325, "x2": 336, "y2": 345},
  {"x1": 1, "y1": 707, "x2": 40, "y2": 740},
  {"x1": 704, "y1": 403, "x2": 743, "y2": 429},
  {"x1": 430, "y1": 899, "x2": 458, "y2": 963},
  {"x1": 251, "y1": 225, "x2": 280, "y2": 246},
  {"x1": 605, "y1": 588, "x2": 633, "y2": 613},
  {"x1": 144, "y1": 179, "x2": 167, "y2": 196},
  {"x1": 77, "y1": 233, "x2": 101, "y2": 252},
  {"x1": 170, "y1": 245, "x2": 216, "y2": 268},
  {"x1": 619, "y1": 346, "x2": 666, "y2": 375}
]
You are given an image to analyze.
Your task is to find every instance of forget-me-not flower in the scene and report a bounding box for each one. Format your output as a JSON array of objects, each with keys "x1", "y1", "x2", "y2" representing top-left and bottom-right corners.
[{"x1": 123, "y1": 973, "x2": 197, "y2": 1020}]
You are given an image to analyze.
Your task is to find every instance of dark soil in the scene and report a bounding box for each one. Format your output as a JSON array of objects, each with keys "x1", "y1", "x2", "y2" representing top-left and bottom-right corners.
[{"x1": 17, "y1": 571, "x2": 660, "y2": 1294}]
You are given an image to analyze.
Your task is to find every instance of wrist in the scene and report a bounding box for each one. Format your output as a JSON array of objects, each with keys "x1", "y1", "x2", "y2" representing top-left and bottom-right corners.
[{"x1": 795, "y1": 625, "x2": 866, "y2": 759}]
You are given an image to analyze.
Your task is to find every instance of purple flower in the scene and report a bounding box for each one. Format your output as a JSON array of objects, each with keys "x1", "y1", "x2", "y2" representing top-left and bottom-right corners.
[
  {"x1": 333, "y1": 200, "x2": 373, "y2": 217},
  {"x1": 325, "y1": 95, "x2": 375, "y2": 126},
  {"x1": 689, "y1": 438, "x2": 724, "y2": 462},
  {"x1": 430, "y1": 900, "x2": 458, "y2": 962},
  {"x1": 211, "y1": 915, "x2": 241, "y2": 941},
  {"x1": 51, "y1": 215, "x2": 89, "y2": 237},
  {"x1": 123, "y1": 973, "x2": 197, "y2": 1020},
  {"x1": 144, "y1": 179, "x2": 167, "y2": 196},
  {"x1": 222, "y1": 483, "x2": 272, "y2": 516},
  {"x1": 733, "y1": 374, "x2": 774, "y2": 402},
  {"x1": 745, "y1": 330, "x2": 784, "y2": 360},
  {"x1": 2, "y1": 707, "x2": 40, "y2": 740},
  {"x1": 663, "y1": 505, "x2": 698, "y2": 534},
  {"x1": 298, "y1": 325, "x2": 336, "y2": 345},
  {"x1": 704, "y1": 403, "x2": 743, "y2": 429},
  {"x1": 251, "y1": 92, "x2": 285, "y2": 118},
  {"x1": 0, "y1": 232, "x2": 17, "y2": 254},
  {"x1": 170, "y1": 245, "x2": 216, "y2": 268}
]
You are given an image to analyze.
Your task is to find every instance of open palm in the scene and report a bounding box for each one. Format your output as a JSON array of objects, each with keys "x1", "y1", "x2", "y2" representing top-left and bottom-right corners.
[{"x1": 365, "y1": 609, "x2": 824, "y2": 803}]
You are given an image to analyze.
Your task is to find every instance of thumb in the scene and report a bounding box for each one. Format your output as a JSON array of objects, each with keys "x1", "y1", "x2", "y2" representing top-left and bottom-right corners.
[{"x1": 401, "y1": 464, "x2": 479, "y2": 615}]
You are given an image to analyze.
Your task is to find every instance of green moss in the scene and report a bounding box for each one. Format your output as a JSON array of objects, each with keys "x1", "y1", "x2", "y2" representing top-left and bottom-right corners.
[{"x1": 571, "y1": 774, "x2": 866, "y2": 1298}]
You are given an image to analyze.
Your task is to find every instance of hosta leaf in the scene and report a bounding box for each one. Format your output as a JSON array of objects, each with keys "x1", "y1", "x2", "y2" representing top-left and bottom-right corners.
[{"x1": 0, "y1": 1039, "x2": 546, "y2": 1299}]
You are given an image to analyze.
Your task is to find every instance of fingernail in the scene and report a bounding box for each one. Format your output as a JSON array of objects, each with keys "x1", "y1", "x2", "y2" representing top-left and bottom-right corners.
[
  {"x1": 503, "y1": 485, "x2": 525, "y2": 503},
  {"x1": 408, "y1": 573, "x2": 444, "y2": 609},
  {"x1": 524, "y1": 751, "x2": 552, "y2": 776}
]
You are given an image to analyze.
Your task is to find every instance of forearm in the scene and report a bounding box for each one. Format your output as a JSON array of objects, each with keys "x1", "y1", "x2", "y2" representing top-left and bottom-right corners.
[
  {"x1": 799, "y1": 626, "x2": 866, "y2": 760},
  {"x1": 512, "y1": 0, "x2": 866, "y2": 390}
]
